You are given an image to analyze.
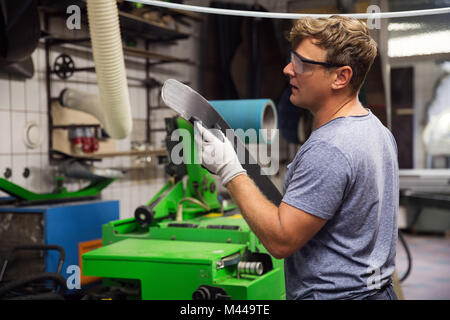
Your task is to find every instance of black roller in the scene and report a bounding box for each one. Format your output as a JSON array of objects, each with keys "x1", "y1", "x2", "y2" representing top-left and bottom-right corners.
[
  {"x1": 134, "y1": 206, "x2": 155, "y2": 227},
  {"x1": 192, "y1": 285, "x2": 230, "y2": 300},
  {"x1": 192, "y1": 285, "x2": 211, "y2": 300}
]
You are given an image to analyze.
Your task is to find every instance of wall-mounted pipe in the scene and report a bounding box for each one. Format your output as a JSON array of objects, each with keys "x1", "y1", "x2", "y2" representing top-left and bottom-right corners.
[
  {"x1": 61, "y1": 0, "x2": 132, "y2": 139},
  {"x1": 59, "y1": 88, "x2": 106, "y2": 128}
]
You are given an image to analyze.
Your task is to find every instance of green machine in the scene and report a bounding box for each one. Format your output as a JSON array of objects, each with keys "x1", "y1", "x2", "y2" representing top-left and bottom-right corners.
[
  {"x1": 0, "y1": 177, "x2": 114, "y2": 205},
  {"x1": 82, "y1": 117, "x2": 286, "y2": 300}
]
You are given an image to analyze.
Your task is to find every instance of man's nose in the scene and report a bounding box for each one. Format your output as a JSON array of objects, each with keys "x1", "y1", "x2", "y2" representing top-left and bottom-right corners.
[{"x1": 283, "y1": 62, "x2": 295, "y2": 77}]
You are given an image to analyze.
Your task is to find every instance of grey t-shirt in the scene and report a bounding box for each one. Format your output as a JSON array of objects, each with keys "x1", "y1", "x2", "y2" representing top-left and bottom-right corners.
[{"x1": 282, "y1": 109, "x2": 399, "y2": 300}]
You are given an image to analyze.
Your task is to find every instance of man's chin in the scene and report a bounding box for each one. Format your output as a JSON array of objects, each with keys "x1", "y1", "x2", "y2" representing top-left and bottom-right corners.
[{"x1": 289, "y1": 96, "x2": 309, "y2": 110}]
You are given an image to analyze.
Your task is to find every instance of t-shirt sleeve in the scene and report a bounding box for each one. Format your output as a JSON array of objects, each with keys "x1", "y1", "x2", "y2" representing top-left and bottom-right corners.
[{"x1": 282, "y1": 141, "x2": 352, "y2": 220}]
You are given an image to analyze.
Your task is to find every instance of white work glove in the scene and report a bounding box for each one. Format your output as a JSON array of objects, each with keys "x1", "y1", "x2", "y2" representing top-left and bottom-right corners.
[{"x1": 194, "y1": 121, "x2": 247, "y2": 186}]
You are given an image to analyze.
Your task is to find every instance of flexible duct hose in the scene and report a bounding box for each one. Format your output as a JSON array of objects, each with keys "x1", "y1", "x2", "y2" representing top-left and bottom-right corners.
[
  {"x1": 71, "y1": 0, "x2": 132, "y2": 139},
  {"x1": 176, "y1": 197, "x2": 210, "y2": 222},
  {"x1": 59, "y1": 88, "x2": 107, "y2": 128}
]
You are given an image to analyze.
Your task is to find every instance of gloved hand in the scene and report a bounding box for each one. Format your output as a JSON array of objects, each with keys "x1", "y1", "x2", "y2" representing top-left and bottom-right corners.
[{"x1": 194, "y1": 121, "x2": 247, "y2": 186}]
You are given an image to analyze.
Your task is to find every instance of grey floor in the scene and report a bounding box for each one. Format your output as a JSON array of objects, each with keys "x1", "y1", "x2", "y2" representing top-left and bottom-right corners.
[{"x1": 396, "y1": 232, "x2": 450, "y2": 300}]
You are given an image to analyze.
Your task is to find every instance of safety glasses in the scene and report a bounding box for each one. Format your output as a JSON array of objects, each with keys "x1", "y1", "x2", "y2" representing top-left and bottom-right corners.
[{"x1": 290, "y1": 50, "x2": 345, "y2": 75}]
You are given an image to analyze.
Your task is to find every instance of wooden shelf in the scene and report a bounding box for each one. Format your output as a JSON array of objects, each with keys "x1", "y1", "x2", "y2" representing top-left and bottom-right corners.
[
  {"x1": 50, "y1": 148, "x2": 168, "y2": 162},
  {"x1": 46, "y1": 34, "x2": 194, "y2": 65},
  {"x1": 122, "y1": 46, "x2": 194, "y2": 65},
  {"x1": 119, "y1": 11, "x2": 189, "y2": 42},
  {"x1": 73, "y1": 149, "x2": 168, "y2": 159},
  {"x1": 39, "y1": 1, "x2": 190, "y2": 43}
]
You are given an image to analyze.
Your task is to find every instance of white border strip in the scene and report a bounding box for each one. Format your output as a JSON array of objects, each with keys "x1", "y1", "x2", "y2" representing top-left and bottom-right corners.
[{"x1": 129, "y1": 1, "x2": 450, "y2": 19}]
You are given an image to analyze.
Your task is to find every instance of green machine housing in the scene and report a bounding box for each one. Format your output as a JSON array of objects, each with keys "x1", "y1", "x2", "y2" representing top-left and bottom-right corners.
[{"x1": 82, "y1": 117, "x2": 286, "y2": 300}]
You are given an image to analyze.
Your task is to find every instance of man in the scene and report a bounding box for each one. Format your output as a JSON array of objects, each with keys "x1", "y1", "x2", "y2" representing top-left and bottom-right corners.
[{"x1": 194, "y1": 16, "x2": 399, "y2": 300}]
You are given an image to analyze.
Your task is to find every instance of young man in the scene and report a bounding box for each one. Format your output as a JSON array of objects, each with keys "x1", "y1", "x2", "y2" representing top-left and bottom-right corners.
[{"x1": 194, "y1": 16, "x2": 399, "y2": 300}]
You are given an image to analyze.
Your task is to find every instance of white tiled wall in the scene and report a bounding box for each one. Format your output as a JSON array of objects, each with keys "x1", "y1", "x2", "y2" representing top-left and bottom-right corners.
[
  {"x1": 0, "y1": 11, "x2": 201, "y2": 218},
  {"x1": 0, "y1": 110, "x2": 11, "y2": 154},
  {"x1": 0, "y1": 77, "x2": 10, "y2": 109}
]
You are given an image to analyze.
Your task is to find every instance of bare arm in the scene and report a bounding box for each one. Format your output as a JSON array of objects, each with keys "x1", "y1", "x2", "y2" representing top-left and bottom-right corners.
[{"x1": 226, "y1": 174, "x2": 327, "y2": 259}]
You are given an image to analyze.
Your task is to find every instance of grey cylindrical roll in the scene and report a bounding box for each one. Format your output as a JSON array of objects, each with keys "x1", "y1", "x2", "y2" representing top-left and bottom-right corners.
[
  {"x1": 237, "y1": 261, "x2": 263, "y2": 276},
  {"x1": 209, "y1": 99, "x2": 278, "y2": 144}
]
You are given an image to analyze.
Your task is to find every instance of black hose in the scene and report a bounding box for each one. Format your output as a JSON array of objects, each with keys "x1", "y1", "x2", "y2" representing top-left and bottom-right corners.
[
  {"x1": 0, "y1": 273, "x2": 67, "y2": 298},
  {"x1": 5, "y1": 292, "x2": 65, "y2": 300},
  {"x1": 398, "y1": 230, "x2": 412, "y2": 283},
  {"x1": 0, "y1": 244, "x2": 65, "y2": 282}
]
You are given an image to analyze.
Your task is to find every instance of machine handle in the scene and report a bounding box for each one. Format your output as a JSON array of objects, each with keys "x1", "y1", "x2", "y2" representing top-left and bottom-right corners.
[{"x1": 0, "y1": 245, "x2": 66, "y2": 282}]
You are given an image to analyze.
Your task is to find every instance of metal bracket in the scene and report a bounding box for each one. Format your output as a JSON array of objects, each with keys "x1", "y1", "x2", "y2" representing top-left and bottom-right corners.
[{"x1": 216, "y1": 252, "x2": 241, "y2": 270}]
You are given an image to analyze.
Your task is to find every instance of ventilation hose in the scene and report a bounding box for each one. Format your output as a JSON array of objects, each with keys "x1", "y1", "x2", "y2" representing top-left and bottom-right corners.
[
  {"x1": 61, "y1": 0, "x2": 132, "y2": 139},
  {"x1": 176, "y1": 197, "x2": 210, "y2": 222}
]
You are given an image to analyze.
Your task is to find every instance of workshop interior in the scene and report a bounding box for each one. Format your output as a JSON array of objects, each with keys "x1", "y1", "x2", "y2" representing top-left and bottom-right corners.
[{"x1": 0, "y1": 0, "x2": 449, "y2": 301}]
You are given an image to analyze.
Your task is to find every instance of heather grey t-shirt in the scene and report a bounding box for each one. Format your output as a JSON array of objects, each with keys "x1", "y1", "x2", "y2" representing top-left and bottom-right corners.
[{"x1": 282, "y1": 109, "x2": 399, "y2": 300}]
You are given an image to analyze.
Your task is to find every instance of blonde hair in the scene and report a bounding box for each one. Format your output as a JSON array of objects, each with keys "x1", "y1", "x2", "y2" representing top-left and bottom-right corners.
[{"x1": 287, "y1": 15, "x2": 377, "y2": 93}]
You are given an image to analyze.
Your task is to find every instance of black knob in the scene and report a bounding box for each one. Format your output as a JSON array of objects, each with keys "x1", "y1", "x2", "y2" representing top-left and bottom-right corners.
[
  {"x1": 134, "y1": 206, "x2": 155, "y2": 227},
  {"x1": 4, "y1": 168, "x2": 12, "y2": 179},
  {"x1": 192, "y1": 286, "x2": 211, "y2": 300},
  {"x1": 23, "y1": 168, "x2": 30, "y2": 178}
]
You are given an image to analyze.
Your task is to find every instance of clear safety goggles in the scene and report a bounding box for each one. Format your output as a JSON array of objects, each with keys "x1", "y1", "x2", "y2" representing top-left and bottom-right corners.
[{"x1": 290, "y1": 50, "x2": 345, "y2": 75}]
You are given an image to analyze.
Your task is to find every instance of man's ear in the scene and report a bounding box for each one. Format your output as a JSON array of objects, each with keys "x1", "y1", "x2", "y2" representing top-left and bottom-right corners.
[{"x1": 331, "y1": 66, "x2": 353, "y2": 90}]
